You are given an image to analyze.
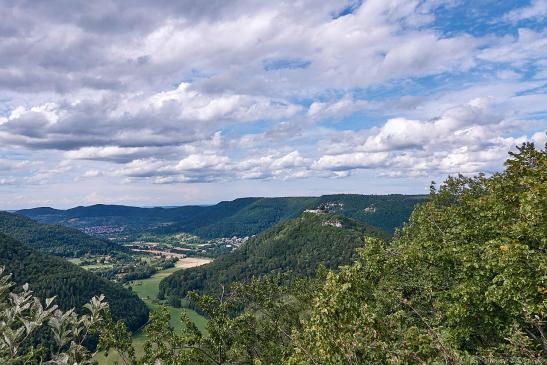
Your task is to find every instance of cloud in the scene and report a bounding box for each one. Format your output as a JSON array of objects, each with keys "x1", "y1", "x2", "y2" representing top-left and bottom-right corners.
[
  {"x1": 83, "y1": 170, "x2": 102, "y2": 178},
  {"x1": 175, "y1": 154, "x2": 230, "y2": 171},
  {"x1": 307, "y1": 96, "x2": 370, "y2": 121},
  {"x1": 0, "y1": 159, "x2": 32, "y2": 171},
  {"x1": 503, "y1": 0, "x2": 547, "y2": 23},
  {"x1": 0, "y1": 83, "x2": 301, "y2": 151},
  {"x1": 0, "y1": 1, "x2": 546, "y2": 208},
  {"x1": 313, "y1": 152, "x2": 389, "y2": 171},
  {"x1": 0, "y1": 177, "x2": 17, "y2": 185},
  {"x1": 0, "y1": 0, "x2": 480, "y2": 98},
  {"x1": 312, "y1": 97, "x2": 542, "y2": 177},
  {"x1": 114, "y1": 150, "x2": 311, "y2": 183},
  {"x1": 478, "y1": 28, "x2": 547, "y2": 66}
]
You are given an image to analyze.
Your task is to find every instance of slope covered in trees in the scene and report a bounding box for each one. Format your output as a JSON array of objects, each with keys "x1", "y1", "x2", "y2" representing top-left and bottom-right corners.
[
  {"x1": 17, "y1": 194, "x2": 425, "y2": 237},
  {"x1": 0, "y1": 211, "x2": 125, "y2": 257},
  {"x1": 2, "y1": 144, "x2": 545, "y2": 364},
  {"x1": 159, "y1": 212, "x2": 389, "y2": 299},
  {"x1": 132, "y1": 143, "x2": 547, "y2": 364},
  {"x1": 0, "y1": 233, "x2": 148, "y2": 332},
  {"x1": 286, "y1": 143, "x2": 547, "y2": 363}
]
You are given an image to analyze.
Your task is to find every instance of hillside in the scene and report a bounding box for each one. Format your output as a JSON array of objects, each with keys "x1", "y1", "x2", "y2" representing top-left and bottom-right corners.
[
  {"x1": 158, "y1": 212, "x2": 389, "y2": 299},
  {"x1": 0, "y1": 233, "x2": 148, "y2": 332},
  {"x1": 17, "y1": 194, "x2": 425, "y2": 238},
  {"x1": 0, "y1": 211, "x2": 125, "y2": 257}
]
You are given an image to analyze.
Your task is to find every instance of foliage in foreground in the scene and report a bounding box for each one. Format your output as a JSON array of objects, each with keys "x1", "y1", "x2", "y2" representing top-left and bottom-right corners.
[
  {"x1": 1, "y1": 143, "x2": 545, "y2": 364},
  {"x1": 99, "y1": 143, "x2": 546, "y2": 364},
  {"x1": 0, "y1": 267, "x2": 108, "y2": 364},
  {"x1": 0, "y1": 233, "x2": 149, "y2": 332},
  {"x1": 287, "y1": 142, "x2": 546, "y2": 364}
]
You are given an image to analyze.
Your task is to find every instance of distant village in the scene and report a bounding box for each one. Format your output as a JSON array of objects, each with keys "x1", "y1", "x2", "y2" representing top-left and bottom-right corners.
[{"x1": 80, "y1": 225, "x2": 125, "y2": 235}]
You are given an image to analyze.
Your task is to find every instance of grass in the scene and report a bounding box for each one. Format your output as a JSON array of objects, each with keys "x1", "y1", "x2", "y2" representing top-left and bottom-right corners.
[
  {"x1": 95, "y1": 267, "x2": 207, "y2": 364},
  {"x1": 67, "y1": 257, "x2": 114, "y2": 270}
]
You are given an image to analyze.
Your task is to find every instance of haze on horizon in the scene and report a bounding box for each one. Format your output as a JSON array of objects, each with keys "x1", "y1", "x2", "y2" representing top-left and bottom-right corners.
[{"x1": 0, "y1": 0, "x2": 546, "y2": 210}]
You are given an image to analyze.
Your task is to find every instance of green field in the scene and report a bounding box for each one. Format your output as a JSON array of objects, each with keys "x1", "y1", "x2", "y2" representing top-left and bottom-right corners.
[
  {"x1": 95, "y1": 267, "x2": 207, "y2": 364},
  {"x1": 67, "y1": 257, "x2": 115, "y2": 270}
]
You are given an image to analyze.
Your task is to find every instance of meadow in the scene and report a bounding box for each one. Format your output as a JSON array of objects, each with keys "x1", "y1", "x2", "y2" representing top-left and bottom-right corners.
[{"x1": 95, "y1": 266, "x2": 207, "y2": 364}]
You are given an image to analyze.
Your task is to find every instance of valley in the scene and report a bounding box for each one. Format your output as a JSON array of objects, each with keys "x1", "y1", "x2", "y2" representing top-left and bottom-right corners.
[
  {"x1": 0, "y1": 194, "x2": 424, "y2": 362},
  {"x1": 3, "y1": 166, "x2": 543, "y2": 364},
  {"x1": 96, "y1": 263, "x2": 209, "y2": 364}
]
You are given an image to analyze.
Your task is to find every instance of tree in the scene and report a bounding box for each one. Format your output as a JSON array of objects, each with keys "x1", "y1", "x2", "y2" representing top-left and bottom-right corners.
[
  {"x1": 288, "y1": 143, "x2": 546, "y2": 364},
  {"x1": 0, "y1": 267, "x2": 108, "y2": 365},
  {"x1": 97, "y1": 143, "x2": 546, "y2": 365},
  {"x1": 8, "y1": 143, "x2": 540, "y2": 365},
  {"x1": 167, "y1": 295, "x2": 181, "y2": 308}
]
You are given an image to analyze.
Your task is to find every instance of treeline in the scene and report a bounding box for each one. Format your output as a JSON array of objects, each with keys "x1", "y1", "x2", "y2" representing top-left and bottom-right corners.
[
  {"x1": 0, "y1": 211, "x2": 125, "y2": 257},
  {"x1": 155, "y1": 194, "x2": 425, "y2": 237},
  {"x1": 95, "y1": 257, "x2": 176, "y2": 282},
  {"x1": 159, "y1": 213, "x2": 389, "y2": 299},
  {"x1": 18, "y1": 194, "x2": 426, "y2": 239},
  {"x1": 2, "y1": 143, "x2": 545, "y2": 364},
  {"x1": 109, "y1": 143, "x2": 545, "y2": 364},
  {"x1": 0, "y1": 233, "x2": 148, "y2": 332}
]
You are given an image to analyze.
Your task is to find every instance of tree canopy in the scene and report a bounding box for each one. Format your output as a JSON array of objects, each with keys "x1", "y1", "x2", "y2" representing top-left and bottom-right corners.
[
  {"x1": 159, "y1": 213, "x2": 388, "y2": 299},
  {"x1": 1, "y1": 143, "x2": 544, "y2": 364},
  {"x1": 0, "y1": 212, "x2": 125, "y2": 257},
  {"x1": 0, "y1": 234, "x2": 148, "y2": 333}
]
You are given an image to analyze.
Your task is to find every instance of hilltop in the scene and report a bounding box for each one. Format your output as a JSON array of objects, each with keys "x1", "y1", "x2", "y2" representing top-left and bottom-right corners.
[
  {"x1": 0, "y1": 233, "x2": 148, "y2": 332},
  {"x1": 17, "y1": 194, "x2": 426, "y2": 238},
  {"x1": 159, "y1": 211, "x2": 389, "y2": 299},
  {"x1": 0, "y1": 211, "x2": 126, "y2": 257}
]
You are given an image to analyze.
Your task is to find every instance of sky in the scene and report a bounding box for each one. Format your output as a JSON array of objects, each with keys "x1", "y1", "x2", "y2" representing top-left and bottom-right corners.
[{"x1": 0, "y1": 0, "x2": 546, "y2": 209}]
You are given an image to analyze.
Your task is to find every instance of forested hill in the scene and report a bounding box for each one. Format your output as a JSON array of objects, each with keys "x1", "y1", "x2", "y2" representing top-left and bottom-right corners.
[
  {"x1": 0, "y1": 233, "x2": 148, "y2": 332},
  {"x1": 0, "y1": 211, "x2": 125, "y2": 257},
  {"x1": 159, "y1": 212, "x2": 389, "y2": 299},
  {"x1": 17, "y1": 194, "x2": 425, "y2": 237}
]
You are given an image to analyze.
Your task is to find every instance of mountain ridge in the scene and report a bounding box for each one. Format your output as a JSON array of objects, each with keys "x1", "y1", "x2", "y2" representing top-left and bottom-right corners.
[
  {"x1": 159, "y1": 211, "x2": 389, "y2": 299},
  {"x1": 17, "y1": 194, "x2": 426, "y2": 237},
  {"x1": 0, "y1": 211, "x2": 126, "y2": 257},
  {"x1": 0, "y1": 233, "x2": 148, "y2": 332}
]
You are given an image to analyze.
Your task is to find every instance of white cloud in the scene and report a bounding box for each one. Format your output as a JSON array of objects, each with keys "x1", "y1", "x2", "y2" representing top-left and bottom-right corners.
[
  {"x1": 312, "y1": 97, "x2": 544, "y2": 176},
  {"x1": 307, "y1": 96, "x2": 370, "y2": 120},
  {"x1": 0, "y1": 1, "x2": 546, "y2": 207},
  {"x1": 0, "y1": 83, "x2": 302, "y2": 151},
  {"x1": 83, "y1": 170, "x2": 102, "y2": 178},
  {"x1": 478, "y1": 29, "x2": 547, "y2": 66},
  {"x1": 175, "y1": 154, "x2": 229, "y2": 171},
  {"x1": 504, "y1": 0, "x2": 547, "y2": 23},
  {"x1": 313, "y1": 152, "x2": 389, "y2": 171}
]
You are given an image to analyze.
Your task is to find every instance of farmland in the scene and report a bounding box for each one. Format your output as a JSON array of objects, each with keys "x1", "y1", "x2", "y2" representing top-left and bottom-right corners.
[{"x1": 95, "y1": 264, "x2": 208, "y2": 364}]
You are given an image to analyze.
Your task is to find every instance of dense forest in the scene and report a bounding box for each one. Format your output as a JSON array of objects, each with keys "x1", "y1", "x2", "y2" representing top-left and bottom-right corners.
[
  {"x1": 159, "y1": 213, "x2": 389, "y2": 299},
  {"x1": 157, "y1": 194, "x2": 424, "y2": 238},
  {"x1": 0, "y1": 211, "x2": 125, "y2": 257},
  {"x1": 1, "y1": 143, "x2": 545, "y2": 364},
  {"x1": 18, "y1": 194, "x2": 425, "y2": 238},
  {"x1": 0, "y1": 233, "x2": 148, "y2": 332}
]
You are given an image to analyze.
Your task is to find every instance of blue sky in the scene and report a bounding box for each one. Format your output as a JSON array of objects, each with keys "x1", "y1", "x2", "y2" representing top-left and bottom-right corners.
[{"x1": 0, "y1": 0, "x2": 545, "y2": 209}]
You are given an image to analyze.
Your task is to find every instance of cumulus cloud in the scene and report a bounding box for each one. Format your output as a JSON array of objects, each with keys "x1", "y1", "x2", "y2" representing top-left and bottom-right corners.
[
  {"x1": 313, "y1": 97, "x2": 543, "y2": 177},
  {"x1": 0, "y1": 0, "x2": 546, "y2": 208},
  {"x1": 313, "y1": 152, "x2": 389, "y2": 171},
  {"x1": 0, "y1": 83, "x2": 301, "y2": 151}
]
